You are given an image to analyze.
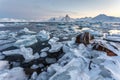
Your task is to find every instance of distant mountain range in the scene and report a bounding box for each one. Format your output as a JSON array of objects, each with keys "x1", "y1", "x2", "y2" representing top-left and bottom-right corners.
[
  {"x1": 0, "y1": 14, "x2": 120, "y2": 22},
  {"x1": 48, "y1": 14, "x2": 75, "y2": 22},
  {"x1": 48, "y1": 14, "x2": 120, "y2": 22},
  {"x1": 92, "y1": 14, "x2": 120, "y2": 22}
]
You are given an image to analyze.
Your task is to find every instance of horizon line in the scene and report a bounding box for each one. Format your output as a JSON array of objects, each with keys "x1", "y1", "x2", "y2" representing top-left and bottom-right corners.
[{"x1": 0, "y1": 13, "x2": 120, "y2": 22}]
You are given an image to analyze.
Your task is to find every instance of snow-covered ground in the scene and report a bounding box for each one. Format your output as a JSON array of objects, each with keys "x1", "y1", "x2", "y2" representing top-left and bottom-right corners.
[{"x1": 0, "y1": 22, "x2": 120, "y2": 80}]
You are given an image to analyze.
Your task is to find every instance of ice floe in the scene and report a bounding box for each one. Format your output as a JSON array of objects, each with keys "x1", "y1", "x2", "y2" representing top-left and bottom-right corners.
[
  {"x1": 0, "y1": 24, "x2": 5, "y2": 27},
  {"x1": 109, "y1": 30, "x2": 120, "y2": 36},
  {"x1": 14, "y1": 35, "x2": 37, "y2": 47},
  {"x1": 37, "y1": 30, "x2": 50, "y2": 41},
  {"x1": 81, "y1": 27, "x2": 103, "y2": 37},
  {"x1": 0, "y1": 61, "x2": 9, "y2": 70},
  {"x1": 19, "y1": 27, "x2": 36, "y2": 35},
  {"x1": 2, "y1": 46, "x2": 34, "y2": 61},
  {"x1": 0, "y1": 67, "x2": 27, "y2": 80}
]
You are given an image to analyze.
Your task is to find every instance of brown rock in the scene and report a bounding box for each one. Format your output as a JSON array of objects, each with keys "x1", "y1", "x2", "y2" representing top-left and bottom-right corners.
[
  {"x1": 75, "y1": 32, "x2": 94, "y2": 45},
  {"x1": 92, "y1": 42, "x2": 117, "y2": 56}
]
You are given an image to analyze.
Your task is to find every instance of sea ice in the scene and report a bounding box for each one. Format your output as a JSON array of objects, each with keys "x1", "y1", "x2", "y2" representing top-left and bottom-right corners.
[
  {"x1": 14, "y1": 35, "x2": 37, "y2": 47},
  {"x1": 19, "y1": 27, "x2": 36, "y2": 34},
  {"x1": 2, "y1": 46, "x2": 34, "y2": 61},
  {"x1": 0, "y1": 61, "x2": 9, "y2": 70},
  {"x1": 0, "y1": 24, "x2": 5, "y2": 27},
  {"x1": 37, "y1": 30, "x2": 50, "y2": 41},
  {"x1": 0, "y1": 67, "x2": 27, "y2": 80}
]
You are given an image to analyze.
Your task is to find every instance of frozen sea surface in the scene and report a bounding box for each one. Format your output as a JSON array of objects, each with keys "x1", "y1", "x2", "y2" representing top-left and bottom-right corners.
[{"x1": 0, "y1": 22, "x2": 120, "y2": 80}]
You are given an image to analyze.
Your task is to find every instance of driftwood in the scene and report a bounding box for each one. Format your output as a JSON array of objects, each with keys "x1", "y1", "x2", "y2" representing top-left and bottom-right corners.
[
  {"x1": 92, "y1": 42, "x2": 117, "y2": 56},
  {"x1": 75, "y1": 32, "x2": 94, "y2": 45}
]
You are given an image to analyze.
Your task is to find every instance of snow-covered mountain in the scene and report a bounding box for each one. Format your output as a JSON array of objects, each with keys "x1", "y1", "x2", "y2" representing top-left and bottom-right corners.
[
  {"x1": 48, "y1": 15, "x2": 75, "y2": 22},
  {"x1": 1, "y1": 14, "x2": 120, "y2": 22},
  {"x1": 48, "y1": 14, "x2": 120, "y2": 22},
  {"x1": 92, "y1": 14, "x2": 120, "y2": 22},
  {"x1": 77, "y1": 14, "x2": 120, "y2": 22}
]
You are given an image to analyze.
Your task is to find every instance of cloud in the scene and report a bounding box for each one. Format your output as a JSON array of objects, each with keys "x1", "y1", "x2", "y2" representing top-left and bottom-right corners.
[{"x1": 0, "y1": 0, "x2": 119, "y2": 20}]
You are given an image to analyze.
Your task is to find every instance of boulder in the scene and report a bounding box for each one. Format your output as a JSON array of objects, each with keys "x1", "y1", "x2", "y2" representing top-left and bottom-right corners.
[
  {"x1": 75, "y1": 32, "x2": 94, "y2": 45},
  {"x1": 92, "y1": 42, "x2": 117, "y2": 56}
]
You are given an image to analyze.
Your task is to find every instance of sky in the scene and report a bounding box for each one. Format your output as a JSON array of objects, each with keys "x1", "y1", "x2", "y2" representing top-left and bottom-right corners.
[{"x1": 0, "y1": 0, "x2": 120, "y2": 20}]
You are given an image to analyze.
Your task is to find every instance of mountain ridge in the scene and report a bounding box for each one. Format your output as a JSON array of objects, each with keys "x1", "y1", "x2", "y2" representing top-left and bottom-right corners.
[
  {"x1": 48, "y1": 14, "x2": 120, "y2": 22},
  {"x1": 0, "y1": 14, "x2": 120, "y2": 22}
]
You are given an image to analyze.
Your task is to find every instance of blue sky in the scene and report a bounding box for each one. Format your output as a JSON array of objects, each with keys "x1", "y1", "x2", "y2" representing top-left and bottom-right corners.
[{"x1": 0, "y1": 0, "x2": 120, "y2": 20}]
